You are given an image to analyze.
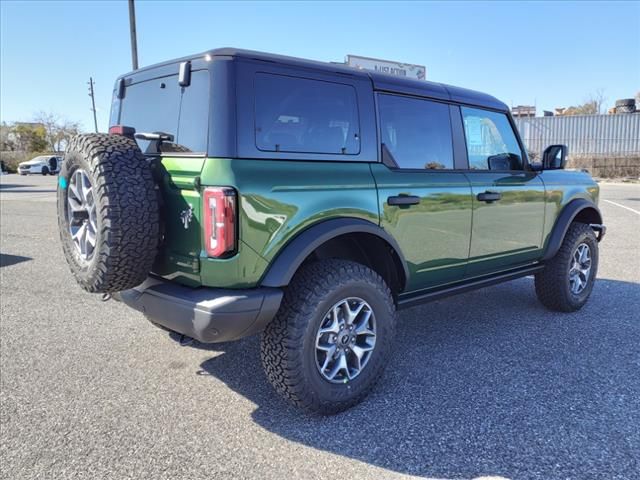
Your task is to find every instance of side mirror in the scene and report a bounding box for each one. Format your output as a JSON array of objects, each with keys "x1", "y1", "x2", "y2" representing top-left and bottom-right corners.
[
  {"x1": 487, "y1": 153, "x2": 512, "y2": 170},
  {"x1": 542, "y1": 144, "x2": 568, "y2": 170}
]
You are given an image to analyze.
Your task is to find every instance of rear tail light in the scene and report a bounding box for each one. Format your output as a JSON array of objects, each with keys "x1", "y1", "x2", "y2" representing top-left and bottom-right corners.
[
  {"x1": 203, "y1": 187, "x2": 237, "y2": 258},
  {"x1": 109, "y1": 125, "x2": 136, "y2": 137}
]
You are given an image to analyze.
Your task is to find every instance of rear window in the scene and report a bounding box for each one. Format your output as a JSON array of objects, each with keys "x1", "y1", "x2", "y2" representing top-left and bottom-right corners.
[
  {"x1": 254, "y1": 73, "x2": 360, "y2": 155},
  {"x1": 116, "y1": 70, "x2": 209, "y2": 154}
]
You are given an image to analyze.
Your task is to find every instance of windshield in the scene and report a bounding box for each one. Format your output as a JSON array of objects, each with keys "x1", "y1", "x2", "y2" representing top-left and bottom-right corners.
[
  {"x1": 115, "y1": 70, "x2": 209, "y2": 155},
  {"x1": 29, "y1": 156, "x2": 49, "y2": 162}
]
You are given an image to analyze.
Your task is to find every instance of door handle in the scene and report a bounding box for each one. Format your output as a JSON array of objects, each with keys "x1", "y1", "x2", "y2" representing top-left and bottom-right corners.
[
  {"x1": 387, "y1": 195, "x2": 420, "y2": 206},
  {"x1": 477, "y1": 191, "x2": 502, "y2": 203}
]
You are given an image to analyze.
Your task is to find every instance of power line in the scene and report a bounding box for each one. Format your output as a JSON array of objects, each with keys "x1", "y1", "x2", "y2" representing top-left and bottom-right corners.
[{"x1": 88, "y1": 77, "x2": 98, "y2": 133}]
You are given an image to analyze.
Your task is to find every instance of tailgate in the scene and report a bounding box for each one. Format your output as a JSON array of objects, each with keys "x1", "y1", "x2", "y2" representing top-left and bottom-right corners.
[{"x1": 151, "y1": 156, "x2": 205, "y2": 286}]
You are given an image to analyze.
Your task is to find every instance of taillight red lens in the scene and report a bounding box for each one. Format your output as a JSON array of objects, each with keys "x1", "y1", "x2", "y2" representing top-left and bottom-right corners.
[
  {"x1": 108, "y1": 125, "x2": 135, "y2": 137},
  {"x1": 203, "y1": 187, "x2": 237, "y2": 258}
]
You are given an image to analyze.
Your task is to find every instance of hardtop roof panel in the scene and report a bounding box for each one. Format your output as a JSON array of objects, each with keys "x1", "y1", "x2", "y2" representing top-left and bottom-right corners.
[{"x1": 118, "y1": 48, "x2": 508, "y2": 111}]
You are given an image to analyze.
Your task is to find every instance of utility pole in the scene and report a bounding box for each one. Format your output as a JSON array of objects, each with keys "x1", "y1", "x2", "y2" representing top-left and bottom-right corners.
[
  {"x1": 88, "y1": 77, "x2": 98, "y2": 133},
  {"x1": 128, "y1": 0, "x2": 139, "y2": 70}
]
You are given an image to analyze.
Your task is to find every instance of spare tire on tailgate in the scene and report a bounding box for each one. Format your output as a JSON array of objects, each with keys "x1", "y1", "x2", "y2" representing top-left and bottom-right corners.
[{"x1": 57, "y1": 134, "x2": 160, "y2": 293}]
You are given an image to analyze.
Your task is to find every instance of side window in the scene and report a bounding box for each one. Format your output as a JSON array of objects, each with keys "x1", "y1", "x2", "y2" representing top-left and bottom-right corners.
[
  {"x1": 255, "y1": 73, "x2": 360, "y2": 155},
  {"x1": 461, "y1": 107, "x2": 523, "y2": 170},
  {"x1": 378, "y1": 94, "x2": 454, "y2": 170}
]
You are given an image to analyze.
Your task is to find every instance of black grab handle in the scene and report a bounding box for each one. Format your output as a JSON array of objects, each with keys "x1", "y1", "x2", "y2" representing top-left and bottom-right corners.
[
  {"x1": 387, "y1": 195, "x2": 420, "y2": 206},
  {"x1": 476, "y1": 191, "x2": 502, "y2": 203}
]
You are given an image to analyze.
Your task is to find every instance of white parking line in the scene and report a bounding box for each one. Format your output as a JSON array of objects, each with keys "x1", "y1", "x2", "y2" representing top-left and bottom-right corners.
[{"x1": 603, "y1": 199, "x2": 640, "y2": 215}]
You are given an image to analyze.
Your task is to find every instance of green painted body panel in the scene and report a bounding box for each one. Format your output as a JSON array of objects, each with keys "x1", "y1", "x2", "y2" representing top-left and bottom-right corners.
[
  {"x1": 538, "y1": 169, "x2": 600, "y2": 251},
  {"x1": 197, "y1": 158, "x2": 379, "y2": 288},
  {"x1": 464, "y1": 171, "x2": 546, "y2": 277},
  {"x1": 151, "y1": 157, "x2": 206, "y2": 287},
  {"x1": 369, "y1": 164, "x2": 472, "y2": 291},
  {"x1": 154, "y1": 155, "x2": 599, "y2": 293}
]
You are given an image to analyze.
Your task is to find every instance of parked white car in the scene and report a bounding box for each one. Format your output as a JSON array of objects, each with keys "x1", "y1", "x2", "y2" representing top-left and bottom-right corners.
[{"x1": 18, "y1": 155, "x2": 62, "y2": 175}]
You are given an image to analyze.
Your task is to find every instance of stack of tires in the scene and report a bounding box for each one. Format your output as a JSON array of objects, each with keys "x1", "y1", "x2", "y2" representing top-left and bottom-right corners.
[{"x1": 615, "y1": 98, "x2": 636, "y2": 114}]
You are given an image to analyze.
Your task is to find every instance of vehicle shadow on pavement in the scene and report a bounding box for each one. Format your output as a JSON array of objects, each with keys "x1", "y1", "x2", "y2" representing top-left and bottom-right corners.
[
  {"x1": 0, "y1": 253, "x2": 32, "y2": 267},
  {"x1": 0, "y1": 188, "x2": 57, "y2": 193},
  {"x1": 0, "y1": 183, "x2": 34, "y2": 189},
  {"x1": 197, "y1": 277, "x2": 640, "y2": 479}
]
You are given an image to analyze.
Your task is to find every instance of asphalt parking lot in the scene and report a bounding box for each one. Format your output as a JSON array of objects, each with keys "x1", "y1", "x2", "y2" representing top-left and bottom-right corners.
[{"x1": 1, "y1": 173, "x2": 639, "y2": 480}]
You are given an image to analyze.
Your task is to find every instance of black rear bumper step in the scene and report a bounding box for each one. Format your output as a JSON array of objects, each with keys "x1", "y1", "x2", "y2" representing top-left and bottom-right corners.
[{"x1": 114, "y1": 277, "x2": 282, "y2": 343}]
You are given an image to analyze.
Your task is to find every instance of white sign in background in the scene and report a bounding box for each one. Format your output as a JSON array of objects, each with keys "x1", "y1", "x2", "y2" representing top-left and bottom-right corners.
[{"x1": 346, "y1": 55, "x2": 426, "y2": 80}]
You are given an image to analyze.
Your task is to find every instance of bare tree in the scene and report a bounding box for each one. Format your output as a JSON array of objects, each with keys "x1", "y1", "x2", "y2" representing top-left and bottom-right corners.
[
  {"x1": 33, "y1": 111, "x2": 81, "y2": 151},
  {"x1": 585, "y1": 88, "x2": 606, "y2": 114},
  {"x1": 33, "y1": 111, "x2": 59, "y2": 151},
  {"x1": 562, "y1": 89, "x2": 607, "y2": 116},
  {"x1": 54, "y1": 119, "x2": 80, "y2": 151}
]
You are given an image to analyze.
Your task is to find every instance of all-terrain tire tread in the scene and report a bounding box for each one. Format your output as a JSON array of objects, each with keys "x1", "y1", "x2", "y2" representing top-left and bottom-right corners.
[
  {"x1": 535, "y1": 222, "x2": 597, "y2": 312},
  {"x1": 260, "y1": 259, "x2": 396, "y2": 415},
  {"x1": 58, "y1": 134, "x2": 160, "y2": 293}
]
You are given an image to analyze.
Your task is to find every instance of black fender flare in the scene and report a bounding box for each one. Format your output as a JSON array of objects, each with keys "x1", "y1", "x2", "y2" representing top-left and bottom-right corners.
[
  {"x1": 542, "y1": 198, "x2": 603, "y2": 261},
  {"x1": 260, "y1": 218, "x2": 409, "y2": 288}
]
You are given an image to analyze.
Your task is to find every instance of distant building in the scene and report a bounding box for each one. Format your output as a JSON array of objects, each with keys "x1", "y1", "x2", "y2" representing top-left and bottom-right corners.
[
  {"x1": 15, "y1": 122, "x2": 45, "y2": 128},
  {"x1": 345, "y1": 55, "x2": 426, "y2": 80},
  {"x1": 511, "y1": 105, "x2": 536, "y2": 118}
]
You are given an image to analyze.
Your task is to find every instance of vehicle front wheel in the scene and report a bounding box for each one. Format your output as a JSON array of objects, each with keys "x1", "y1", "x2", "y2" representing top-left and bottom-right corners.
[
  {"x1": 261, "y1": 259, "x2": 397, "y2": 414},
  {"x1": 535, "y1": 222, "x2": 599, "y2": 312}
]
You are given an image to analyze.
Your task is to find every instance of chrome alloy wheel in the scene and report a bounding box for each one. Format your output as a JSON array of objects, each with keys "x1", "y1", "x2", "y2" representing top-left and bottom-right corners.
[
  {"x1": 67, "y1": 169, "x2": 97, "y2": 261},
  {"x1": 315, "y1": 297, "x2": 376, "y2": 383},
  {"x1": 569, "y1": 243, "x2": 592, "y2": 295}
]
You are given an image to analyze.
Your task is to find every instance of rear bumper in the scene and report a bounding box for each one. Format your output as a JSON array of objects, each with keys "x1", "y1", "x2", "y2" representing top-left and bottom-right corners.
[{"x1": 114, "y1": 277, "x2": 283, "y2": 343}]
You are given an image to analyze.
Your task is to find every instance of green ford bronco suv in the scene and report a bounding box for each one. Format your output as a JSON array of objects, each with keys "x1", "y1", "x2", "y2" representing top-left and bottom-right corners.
[{"x1": 58, "y1": 49, "x2": 605, "y2": 414}]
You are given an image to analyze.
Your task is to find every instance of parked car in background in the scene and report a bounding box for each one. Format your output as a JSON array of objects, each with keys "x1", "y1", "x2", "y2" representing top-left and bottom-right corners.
[{"x1": 18, "y1": 155, "x2": 62, "y2": 175}]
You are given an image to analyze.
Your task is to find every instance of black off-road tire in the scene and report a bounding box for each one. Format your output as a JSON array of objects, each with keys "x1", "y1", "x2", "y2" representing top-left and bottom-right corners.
[
  {"x1": 57, "y1": 134, "x2": 160, "y2": 293},
  {"x1": 616, "y1": 105, "x2": 636, "y2": 114},
  {"x1": 535, "y1": 222, "x2": 599, "y2": 312},
  {"x1": 615, "y1": 98, "x2": 635, "y2": 107},
  {"x1": 42, "y1": 166, "x2": 49, "y2": 176},
  {"x1": 261, "y1": 259, "x2": 397, "y2": 415}
]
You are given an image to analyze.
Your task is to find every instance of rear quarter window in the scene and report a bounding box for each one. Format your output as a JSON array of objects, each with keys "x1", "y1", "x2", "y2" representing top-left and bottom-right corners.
[{"x1": 254, "y1": 73, "x2": 360, "y2": 155}]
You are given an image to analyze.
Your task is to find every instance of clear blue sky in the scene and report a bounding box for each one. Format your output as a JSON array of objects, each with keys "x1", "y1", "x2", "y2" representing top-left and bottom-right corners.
[{"x1": 1, "y1": 0, "x2": 639, "y2": 131}]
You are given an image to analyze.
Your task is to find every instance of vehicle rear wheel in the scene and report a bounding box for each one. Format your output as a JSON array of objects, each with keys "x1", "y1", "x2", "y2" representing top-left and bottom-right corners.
[
  {"x1": 535, "y1": 222, "x2": 599, "y2": 312},
  {"x1": 261, "y1": 259, "x2": 397, "y2": 414},
  {"x1": 57, "y1": 134, "x2": 160, "y2": 293},
  {"x1": 42, "y1": 166, "x2": 49, "y2": 176}
]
